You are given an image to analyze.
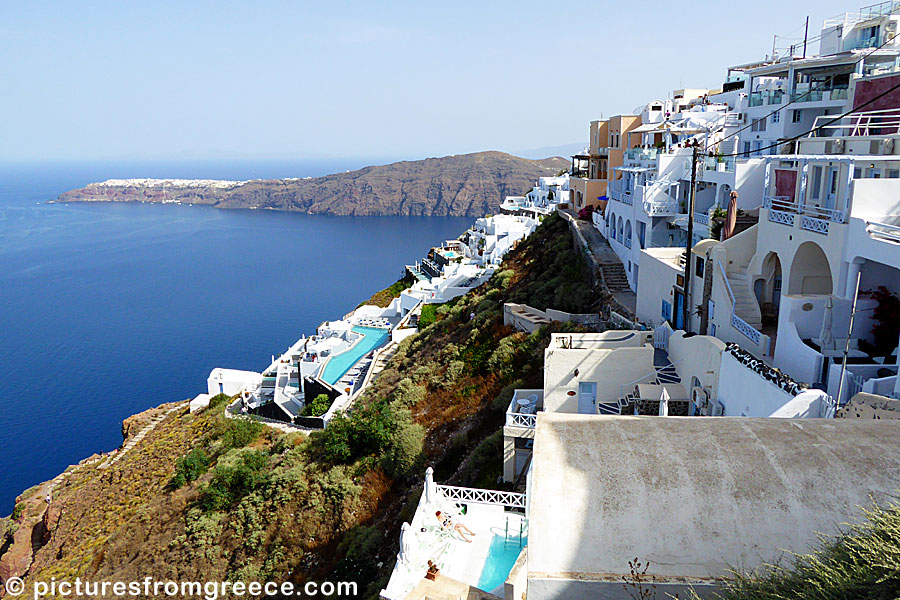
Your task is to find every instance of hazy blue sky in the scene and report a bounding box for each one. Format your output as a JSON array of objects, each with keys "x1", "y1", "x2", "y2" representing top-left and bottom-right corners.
[{"x1": 2, "y1": 1, "x2": 858, "y2": 161}]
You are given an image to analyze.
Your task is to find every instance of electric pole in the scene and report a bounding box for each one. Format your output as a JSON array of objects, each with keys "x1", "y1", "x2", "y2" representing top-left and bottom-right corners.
[
  {"x1": 682, "y1": 144, "x2": 699, "y2": 332},
  {"x1": 803, "y1": 16, "x2": 809, "y2": 58}
]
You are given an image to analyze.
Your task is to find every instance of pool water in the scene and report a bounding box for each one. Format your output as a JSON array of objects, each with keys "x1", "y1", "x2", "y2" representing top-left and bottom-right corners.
[
  {"x1": 320, "y1": 326, "x2": 390, "y2": 385},
  {"x1": 476, "y1": 534, "x2": 526, "y2": 592}
]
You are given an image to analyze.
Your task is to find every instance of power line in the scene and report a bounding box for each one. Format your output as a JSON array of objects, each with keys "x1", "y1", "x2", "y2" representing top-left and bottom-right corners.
[{"x1": 708, "y1": 32, "x2": 899, "y2": 151}]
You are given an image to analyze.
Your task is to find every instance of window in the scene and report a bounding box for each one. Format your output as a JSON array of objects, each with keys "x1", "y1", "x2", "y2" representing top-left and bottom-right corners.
[
  {"x1": 710, "y1": 323, "x2": 717, "y2": 336},
  {"x1": 888, "y1": 169, "x2": 900, "y2": 178},
  {"x1": 708, "y1": 300, "x2": 715, "y2": 320},
  {"x1": 751, "y1": 117, "x2": 767, "y2": 132},
  {"x1": 771, "y1": 111, "x2": 781, "y2": 124},
  {"x1": 695, "y1": 256, "x2": 705, "y2": 279},
  {"x1": 742, "y1": 142, "x2": 752, "y2": 156},
  {"x1": 792, "y1": 110, "x2": 802, "y2": 123}
]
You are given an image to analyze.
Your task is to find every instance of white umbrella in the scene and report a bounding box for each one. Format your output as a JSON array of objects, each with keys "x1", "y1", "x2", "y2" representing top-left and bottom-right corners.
[
  {"x1": 821, "y1": 296, "x2": 834, "y2": 349},
  {"x1": 425, "y1": 467, "x2": 435, "y2": 505},
  {"x1": 659, "y1": 387, "x2": 670, "y2": 417},
  {"x1": 398, "y1": 522, "x2": 412, "y2": 564}
]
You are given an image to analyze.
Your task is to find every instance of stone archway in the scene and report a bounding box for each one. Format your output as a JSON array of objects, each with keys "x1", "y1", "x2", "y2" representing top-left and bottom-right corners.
[{"x1": 788, "y1": 242, "x2": 832, "y2": 295}]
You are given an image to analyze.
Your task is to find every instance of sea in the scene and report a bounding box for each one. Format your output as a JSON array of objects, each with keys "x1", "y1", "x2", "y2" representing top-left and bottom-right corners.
[{"x1": 0, "y1": 159, "x2": 473, "y2": 514}]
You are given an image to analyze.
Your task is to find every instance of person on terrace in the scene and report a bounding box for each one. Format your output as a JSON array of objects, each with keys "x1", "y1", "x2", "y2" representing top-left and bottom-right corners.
[{"x1": 435, "y1": 510, "x2": 476, "y2": 542}]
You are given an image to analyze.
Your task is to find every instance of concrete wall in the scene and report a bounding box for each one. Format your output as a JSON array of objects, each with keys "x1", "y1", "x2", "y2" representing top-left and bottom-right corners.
[{"x1": 543, "y1": 346, "x2": 654, "y2": 413}]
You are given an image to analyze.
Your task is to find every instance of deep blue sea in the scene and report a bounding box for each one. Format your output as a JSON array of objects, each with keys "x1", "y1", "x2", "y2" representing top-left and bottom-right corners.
[{"x1": 0, "y1": 159, "x2": 472, "y2": 514}]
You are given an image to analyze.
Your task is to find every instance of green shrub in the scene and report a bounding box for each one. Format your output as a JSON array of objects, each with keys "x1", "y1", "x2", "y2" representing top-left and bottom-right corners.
[
  {"x1": 169, "y1": 448, "x2": 210, "y2": 489},
  {"x1": 392, "y1": 378, "x2": 426, "y2": 407},
  {"x1": 11, "y1": 503, "x2": 24, "y2": 521},
  {"x1": 418, "y1": 304, "x2": 439, "y2": 328},
  {"x1": 207, "y1": 393, "x2": 232, "y2": 411},
  {"x1": 304, "y1": 393, "x2": 332, "y2": 417},
  {"x1": 200, "y1": 450, "x2": 270, "y2": 511},
  {"x1": 221, "y1": 418, "x2": 263, "y2": 450},
  {"x1": 381, "y1": 417, "x2": 425, "y2": 479}
]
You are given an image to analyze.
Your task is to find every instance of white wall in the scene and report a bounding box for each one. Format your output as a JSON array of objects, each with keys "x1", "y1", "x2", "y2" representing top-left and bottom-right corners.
[
  {"x1": 207, "y1": 368, "x2": 262, "y2": 397},
  {"x1": 718, "y1": 352, "x2": 804, "y2": 416},
  {"x1": 668, "y1": 332, "x2": 726, "y2": 398},
  {"x1": 543, "y1": 346, "x2": 654, "y2": 413},
  {"x1": 636, "y1": 248, "x2": 682, "y2": 327}
]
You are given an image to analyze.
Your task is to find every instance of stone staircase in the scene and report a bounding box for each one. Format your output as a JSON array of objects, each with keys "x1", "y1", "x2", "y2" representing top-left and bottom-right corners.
[
  {"x1": 725, "y1": 269, "x2": 762, "y2": 329},
  {"x1": 601, "y1": 263, "x2": 630, "y2": 292}
]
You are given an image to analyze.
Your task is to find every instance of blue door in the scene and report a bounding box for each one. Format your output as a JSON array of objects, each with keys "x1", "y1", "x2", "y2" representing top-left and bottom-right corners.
[{"x1": 674, "y1": 292, "x2": 684, "y2": 330}]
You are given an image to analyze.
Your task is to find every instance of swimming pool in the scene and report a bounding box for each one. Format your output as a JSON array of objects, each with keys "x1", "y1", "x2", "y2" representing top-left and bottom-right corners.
[
  {"x1": 476, "y1": 534, "x2": 526, "y2": 593},
  {"x1": 319, "y1": 326, "x2": 390, "y2": 385}
]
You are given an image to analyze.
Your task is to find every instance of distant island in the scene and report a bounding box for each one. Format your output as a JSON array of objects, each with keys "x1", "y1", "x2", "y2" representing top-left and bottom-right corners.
[{"x1": 54, "y1": 151, "x2": 568, "y2": 217}]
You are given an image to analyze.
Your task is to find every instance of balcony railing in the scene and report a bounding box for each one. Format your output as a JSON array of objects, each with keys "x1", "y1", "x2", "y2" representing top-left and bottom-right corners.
[
  {"x1": 791, "y1": 89, "x2": 824, "y2": 103},
  {"x1": 624, "y1": 147, "x2": 658, "y2": 161},
  {"x1": 704, "y1": 156, "x2": 736, "y2": 173},
  {"x1": 694, "y1": 212, "x2": 710, "y2": 226},
  {"x1": 763, "y1": 195, "x2": 846, "y2": 234},
  {"x1": 644, "y1": 198, "x2": 678, "y2": 216},
  {"x1": 866, "y1": 220, "x2": 900, "y2": 243},
  {"x1": 435, "y1": 484, "x2": 527, "y2": 509},
  {"x1": 506, "y1": 389, "x2": 543, "y2": 429}
]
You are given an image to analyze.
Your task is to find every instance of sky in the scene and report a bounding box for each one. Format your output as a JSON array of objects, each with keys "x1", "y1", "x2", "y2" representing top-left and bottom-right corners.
[{"x1": 1, "y1": 0, "x2": 861, "y2": 162}]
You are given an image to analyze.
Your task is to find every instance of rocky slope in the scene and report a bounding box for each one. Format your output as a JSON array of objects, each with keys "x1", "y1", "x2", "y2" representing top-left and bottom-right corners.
[{"x1": 54, "y1": 152, "x2": 567, "y2": 217}]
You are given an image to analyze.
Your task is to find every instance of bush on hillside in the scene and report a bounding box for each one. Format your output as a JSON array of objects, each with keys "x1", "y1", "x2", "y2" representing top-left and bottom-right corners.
[
  {"x1": 200, "y1": 450, "x2": 270, "y2": 511},
  {"x1": 169, "y1": 448, "x2": 210, "y2": 489}
]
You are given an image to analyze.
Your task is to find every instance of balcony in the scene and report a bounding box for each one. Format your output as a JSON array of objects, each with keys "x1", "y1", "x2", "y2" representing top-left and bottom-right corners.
[
  {"x1": 694, "y1": 212, "x2": 710, "y2": 226},
  {"x1": 506, "y1": 389, "x2": 544, "y2": 429},
  {"x1": 763, "y1": 195, "x2": 846, "y2": 234},
  {"x1": 643, "y1": 197, "x2": 679, "y2": 216},
  {"x1": 704, "y1": 156, "x2": 736, "y2": 173},
  {"x1": 624, "y1": 147, "x2": 659, "y2": 162},
  {"x1": 749, "y1": 90, "x2": 785, "y2": 107}
]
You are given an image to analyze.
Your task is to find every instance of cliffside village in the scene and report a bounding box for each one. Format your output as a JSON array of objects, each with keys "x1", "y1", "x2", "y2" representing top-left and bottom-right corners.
[{"x1": 200, "y1": 5, "x2": 900, "y2": 599}]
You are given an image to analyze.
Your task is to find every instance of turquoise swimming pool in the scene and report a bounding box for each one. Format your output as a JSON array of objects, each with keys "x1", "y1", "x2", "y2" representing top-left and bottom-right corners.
[
  {"x1": 320, "y1": 326, "x2": 390, "y2": 385},
  {"x1": 476, "y1": 534, "x2": 526, "y2": 592}
]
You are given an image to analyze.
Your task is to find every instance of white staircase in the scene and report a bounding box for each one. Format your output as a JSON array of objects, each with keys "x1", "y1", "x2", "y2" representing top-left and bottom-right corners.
[{"x1": 725, "y1": 269, "x2": 762, "y2": 329}]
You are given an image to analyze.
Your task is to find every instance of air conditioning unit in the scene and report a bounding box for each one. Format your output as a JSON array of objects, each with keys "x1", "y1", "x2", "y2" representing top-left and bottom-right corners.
[
  {"x1": 880, "y1": 137, "x2": 895, "y2": 155},
  {"x1": 831, "y1": 138, "x2": 844, "y2": 154}
]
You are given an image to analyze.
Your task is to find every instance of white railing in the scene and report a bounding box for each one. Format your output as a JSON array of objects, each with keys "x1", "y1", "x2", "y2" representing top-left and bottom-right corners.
[
  {"x1": 717, "y1": 260, "x2": 764, "y2": 347},
  {"x1": 624, "y1": 236, "x2": 632, "y2": 249},
  {"x1": 810, "y1": 108, "x2": 900, "y2": 137},
  {"x1": 505, "y1": 412, "x2": 537, "y2": 428},
  {"x1": 763, "y1": 195, "x2": 845, "y2": 233},
  {"x1": 694, "y1": 212, "x2": 710, "y2": 226},
  {"x1": 644, "y1": 199, "x2": 678, "y2": 216},
  {"x1": 866, "y1": 220, "x2": 900, "y2": 243},
  {"x1": 435, "y1": 485, "x2": 527, "y2": 509}
]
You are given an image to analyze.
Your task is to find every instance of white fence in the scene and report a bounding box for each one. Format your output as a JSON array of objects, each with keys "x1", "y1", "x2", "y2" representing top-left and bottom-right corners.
[{"x1": 435, "y1": 484, "x2": 527, "y2": 509}]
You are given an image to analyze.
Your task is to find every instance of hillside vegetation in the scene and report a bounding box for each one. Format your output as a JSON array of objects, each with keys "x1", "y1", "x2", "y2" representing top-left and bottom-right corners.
[
  {"x1": 0, "y1": 213, "x2": 599, "y2": 599},
  {"x1": 697, "y1": 500, "x2": 900, "y2": 600}
]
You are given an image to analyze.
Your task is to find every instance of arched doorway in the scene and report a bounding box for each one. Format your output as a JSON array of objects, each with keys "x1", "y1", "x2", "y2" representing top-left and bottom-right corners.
[
  {"x1": 607, "y1": 212, "x2": 615, "y2": 239},
  {"x1": 617, "y1": 217, "x2": 624, "y2": 242},
  {"x1": 788, "y1": 242, "x2": 832, "y2": 295},
  {"x1": 755, "y1": 252, "x2": 783, "y2": 327},
  {"x1": 625, "y1": 220, "x2": 632, "y2": 247}
]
